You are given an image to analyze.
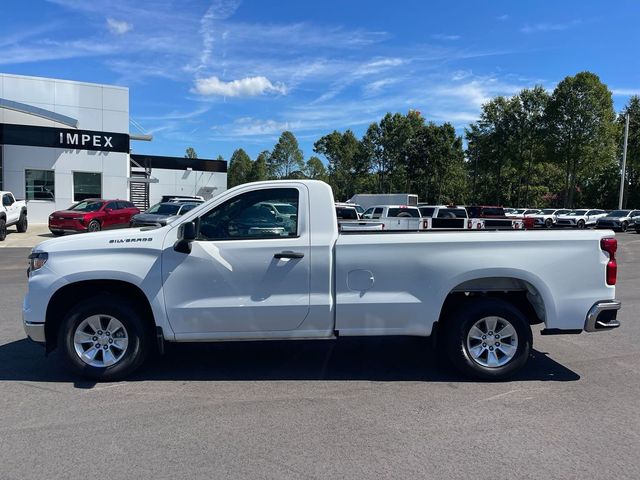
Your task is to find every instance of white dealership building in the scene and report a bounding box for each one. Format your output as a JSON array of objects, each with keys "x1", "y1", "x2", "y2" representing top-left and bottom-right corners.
[{"x1": 0, "y1": 73, "x2": 227, "y2": 223}]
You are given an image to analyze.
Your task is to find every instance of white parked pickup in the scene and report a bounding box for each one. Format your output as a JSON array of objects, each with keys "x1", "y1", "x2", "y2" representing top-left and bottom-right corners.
[
  {"x1": 418, "y1": 205, "x2": 484, "y2": 230},
  {"x1": 23, "y1": 180, "x2": 621, "y2": 381},
  {"x1": 0, "y1": 191, "x2": 28, "y2": 241},
  {"x1": 361, "y1": 204, "x2": 423, "y2": 230}
]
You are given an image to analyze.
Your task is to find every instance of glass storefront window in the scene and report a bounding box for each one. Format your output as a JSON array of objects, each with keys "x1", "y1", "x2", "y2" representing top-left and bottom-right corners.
[
  {"x1": 73, "y1": 172, "x2": 102, "y2": 201},
  {"x1": 25, "y1": 169, "x2": 55, "y2": 201}
]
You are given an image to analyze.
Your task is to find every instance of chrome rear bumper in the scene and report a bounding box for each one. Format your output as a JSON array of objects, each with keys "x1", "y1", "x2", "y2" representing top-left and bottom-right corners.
[{"x1": 584, "y1": 300, "x2": 621, "y2": 332}]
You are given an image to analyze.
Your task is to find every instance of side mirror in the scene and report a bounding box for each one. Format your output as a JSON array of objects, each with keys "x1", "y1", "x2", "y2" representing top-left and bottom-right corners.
[{"x1": 173, "y1": 221, "x2": 197, "y2": 254}]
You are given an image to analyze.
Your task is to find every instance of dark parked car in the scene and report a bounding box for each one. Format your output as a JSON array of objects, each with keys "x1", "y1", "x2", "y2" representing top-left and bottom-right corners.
[
  {"x1": 595, "y1": 210, "x2": 640, "y2": 232},
  {"x1": 131, "y1": 202, "x2": 199, "y2": 227},
  {"x1": 49, "y1": 199, "x2": 139, "y2": 235}
]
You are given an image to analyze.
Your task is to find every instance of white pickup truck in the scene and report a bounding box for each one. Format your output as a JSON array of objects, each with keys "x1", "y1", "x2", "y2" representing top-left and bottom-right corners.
[
  {"x1": 23, "y1": 180, "x2": 621, "y2": 381},
  {"x1": 0, "y1": 191, "x2": 28, "y2": 241}
]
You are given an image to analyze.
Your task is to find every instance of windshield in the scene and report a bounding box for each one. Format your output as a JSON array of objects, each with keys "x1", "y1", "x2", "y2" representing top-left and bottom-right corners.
[
  {"x1": 147, "y1": 203, "x2": 181, "y2": 215},
  {"x1": 272, "y1": 204, "x2": 297, "y2": 215},
  {"x1": 608, "y1": 210, "x2": 629, "y2": 217},
  {"x1": 514, "y1": 209, "x2": 526, "y2": 214},
  {"x1": 69, "y1": 201, "x2": 103, "y2": 212},
  {"x1": 541, "y1": 209, "x2": 556, "y2": 214},
  {"x1": 568, "y1": 210, "x2": 588, "y2": 216},
  {"x1": 419, "y1": 207, "x2": 435, "y2": 217}
]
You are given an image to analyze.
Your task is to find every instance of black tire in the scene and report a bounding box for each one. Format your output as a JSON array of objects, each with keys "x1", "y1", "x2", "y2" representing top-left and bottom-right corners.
[
  {"x1": 87, "y1": 220, "x2": 101, "y2": 232},
  {"x1": 50, "y1": 230, "x2": 64, "y2": 236},
  {"x1": 59, "y1": 295, "x2": 151, "y2": 380},
  {"x1": 16, "y1": 212, "x2": 28, "y2": 233},
  {"x1": 544, "y1": 218, "x2": 553, "y2": 228},
  {"x1": 443, "y1": 297, "x2": 532, "y2": 381},
  {"x1": 621, "y1": 221, "x2": 628, "y2": 232},
  {"x1": 577, "y1": 219, "x2": 585, "y2": 229},
  {"x1": 0, "y1": 218, "x2": 6, "y2": 241}
]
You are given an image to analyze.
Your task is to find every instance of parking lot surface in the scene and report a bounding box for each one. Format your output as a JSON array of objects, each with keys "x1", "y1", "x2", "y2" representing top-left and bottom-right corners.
[{"x1": 1, "y1": 234, "x2": 640, "y2": 479}]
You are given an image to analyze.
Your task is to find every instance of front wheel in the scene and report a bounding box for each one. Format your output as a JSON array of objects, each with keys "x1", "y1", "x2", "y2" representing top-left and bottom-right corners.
[
  {"x1": 59, "y1": 296, "x2": 151, "y2": 380},
  {"x1": 621, "y1": 221, "x2": 628, "y2": 232},
  {"x1": 0, "y1": 218, "x2": 6, "y2": 241},
  {"x1": 87, "y1": 220, "x2": 101, "y2": 232},
  {"x1": 16, "y1": 213, "x2": 28, "y2": 233},
  {"x1": 443, "y1": 298, "x2": 532, "y2": 381},
  {"x1": 544, "y1": 218, "x2": 553, "y2": 228},
  {"x1": 577, "y1": 219, "x2": 585, "y2": 229}
]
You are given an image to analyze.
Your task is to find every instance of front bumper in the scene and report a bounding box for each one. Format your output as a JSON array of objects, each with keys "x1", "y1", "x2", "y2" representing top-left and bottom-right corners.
[
  {"x1": 24, "y1": 321, "x2": 45, "y2": 343},
  {"x1": 48, "y1": 219, "x2": 87, "y2": 232},
  {"x1": 584, "y1": 300, "x2": 621, "y2": 332}
]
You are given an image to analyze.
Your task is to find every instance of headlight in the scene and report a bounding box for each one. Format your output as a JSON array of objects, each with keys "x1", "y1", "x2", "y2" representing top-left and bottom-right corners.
[{"x1": 28, "y1": 252, "x2": 48, "y2": 276}]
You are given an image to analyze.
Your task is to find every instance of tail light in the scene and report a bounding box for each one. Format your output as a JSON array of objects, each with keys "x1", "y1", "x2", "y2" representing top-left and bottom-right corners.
[
  {"x1": 523, "y1": 217, "x2": 535, "y2": 229},
  {"x1": 601, "y1": 237, "x2": 617, "y2": 285},
  {"x1": 513, "y1": 222, "x2": 520, "y2": 230},
  {"x1": 423, "y1": 219, "x2": 429, "y2": 229},
  {"x1": 467, "y1": 219, "x2": 472, "y2": 229},
  {"x1": 477, "y1": 222, "x2": 482, "y2": 229}
]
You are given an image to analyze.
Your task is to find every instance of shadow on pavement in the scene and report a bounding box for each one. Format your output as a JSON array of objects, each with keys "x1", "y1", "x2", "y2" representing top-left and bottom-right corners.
[{"x1": 0, "y1": 336, "x2": 580, "y2": 387}]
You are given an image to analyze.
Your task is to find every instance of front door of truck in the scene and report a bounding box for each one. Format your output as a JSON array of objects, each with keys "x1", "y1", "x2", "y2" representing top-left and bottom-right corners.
[{"x1": 161, "y1": 185, "x2": 311, "y2": 335}]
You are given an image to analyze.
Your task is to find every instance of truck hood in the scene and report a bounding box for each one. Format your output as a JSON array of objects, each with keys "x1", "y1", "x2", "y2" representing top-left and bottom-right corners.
[
  {"x1": 132, "y1": 213, "x2": 174, "y2": 224},
  {"x1": 33, "y1": 226, "x2": 169, "y2": 253}
]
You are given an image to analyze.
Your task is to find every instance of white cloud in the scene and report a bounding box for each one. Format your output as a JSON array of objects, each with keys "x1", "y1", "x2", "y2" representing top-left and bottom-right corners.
[
  {"x1": 106, "y1": 18, "x2": 133, "y2": 35},
  {"x1": 363, "y1": 78, "x2": 398, "y2": 96},
  {"x1": 521, "y1": 19, "x2": 581, "y2": 34},
  {"x1": 431, "y1": 34, "x2": 461, "y2": 41},
  {"x1": 612, "y1": 88, "x2": 640, "y2": 97},
  {"x1": 193, "y1": 75, "x2": 287, "y2": 97},
  {"x1": 497, "y1": 14, "x2": 510, "y2": 21}
]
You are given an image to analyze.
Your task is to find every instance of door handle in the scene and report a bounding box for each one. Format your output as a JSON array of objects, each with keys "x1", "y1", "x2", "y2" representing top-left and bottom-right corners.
[{"x1": 274, "y1": 251, "x2": 304, "y2": 259}]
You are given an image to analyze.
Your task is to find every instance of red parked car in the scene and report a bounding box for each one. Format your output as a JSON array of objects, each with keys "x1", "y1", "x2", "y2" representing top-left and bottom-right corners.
[{"x1": 48, "y1": 199, "x2": 140, "y2": 236}]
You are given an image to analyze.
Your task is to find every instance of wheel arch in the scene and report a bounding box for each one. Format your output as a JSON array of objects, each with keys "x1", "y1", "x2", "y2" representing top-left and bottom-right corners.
[
  {"x1": 45, "y1": 279, "x2": 157, "y2": 353},
  {"x1": 438, "y1": 271, "x2": 555, "y2": 330}
]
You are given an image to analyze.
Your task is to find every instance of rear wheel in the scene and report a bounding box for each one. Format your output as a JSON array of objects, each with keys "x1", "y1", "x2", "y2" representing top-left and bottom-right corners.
[
  {"x1": 443, "y1": 298, "x2": 532, "y2": 381},
  {"x1": 59, "y1": 295, "x2": 151, "y2": 380},
  {"x1": 577, "y1": 219, "x2": 585, "y2": 229},
  {"x1": 87, "y1": 220, "x2": 101, "y2": 232},
  {"x1": 0, "y1": 218, "x2": 6, "y2": 241},
  {"x1": 16, "y1": 212, "x2": 28, "y2": 233}
]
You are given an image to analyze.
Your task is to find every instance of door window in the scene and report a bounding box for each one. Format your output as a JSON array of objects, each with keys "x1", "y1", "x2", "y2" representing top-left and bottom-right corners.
[
  {"x1": 197, "y1": 188, "x2": 299, "y2": 241},
  {"x1": 2, "y1": 193, "x2": 14, "y2": 206}
]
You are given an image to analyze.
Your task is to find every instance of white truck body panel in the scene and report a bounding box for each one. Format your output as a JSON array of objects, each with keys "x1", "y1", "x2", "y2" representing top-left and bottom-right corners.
[{"x1": 24, "y1": 180, "x2": 617, "y2": 347}]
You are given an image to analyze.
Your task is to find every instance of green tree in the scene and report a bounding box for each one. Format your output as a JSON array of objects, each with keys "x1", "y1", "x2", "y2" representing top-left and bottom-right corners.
[
  {"x1": 185, "y1": 147, "x2": 198, "y2": 159},
  {"x1": 269, "y1": 131, "x2": 304, "y2": 178},
  {"x1": 545, "y1": 71, "x2": 618, "y2": 207},
  {"x1": 227, "y1": 148, "x2": 253, "y2": 187},
  {"x1": 304, "y1": 156, "x2": 328, "y2": 180},
  {"x1": 314, "y1": 129, "x2": 369, "y2": 200},
  {"x1": 248, "y1": 150, "x2": 269, "y2": 182}
]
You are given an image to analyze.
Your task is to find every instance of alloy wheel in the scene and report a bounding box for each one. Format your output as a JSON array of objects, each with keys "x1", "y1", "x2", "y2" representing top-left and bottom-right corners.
[
  {"x1": 466, "y1": 316, "x2": 519, "y2": 368},
  {"x1": 73, "y1": 315, "x2": 129, "y2": 367}
]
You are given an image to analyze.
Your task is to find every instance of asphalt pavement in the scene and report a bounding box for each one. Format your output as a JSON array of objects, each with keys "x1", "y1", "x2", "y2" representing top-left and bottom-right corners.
[{"x1": 1, "y1": 235, "x2": 639, "y2": 479}]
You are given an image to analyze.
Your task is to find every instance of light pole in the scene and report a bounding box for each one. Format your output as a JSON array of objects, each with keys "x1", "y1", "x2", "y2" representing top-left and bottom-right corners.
[{"x1": 619, "y1": 113, "x2": 630, "y2": 209}]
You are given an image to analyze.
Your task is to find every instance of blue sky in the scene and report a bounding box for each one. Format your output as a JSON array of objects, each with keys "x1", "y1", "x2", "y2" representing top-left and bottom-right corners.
[{"x1": 1, "y1": 0, "x2": 640, "y2": 161}]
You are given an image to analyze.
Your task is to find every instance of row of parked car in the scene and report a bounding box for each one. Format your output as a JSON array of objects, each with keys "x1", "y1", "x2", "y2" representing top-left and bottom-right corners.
[
  {"x1": 36, "y1": 193, "x2": 640, "y2": 237},
  {"x1": 504, "y1": 208, "x2": 640, "y2": 231},
  {"x1": 47, "y1": 195, "x2": 205, "y2": 235},
  {"x1": 336, "y1": 201, "x2": 640, "y2": 232}
]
